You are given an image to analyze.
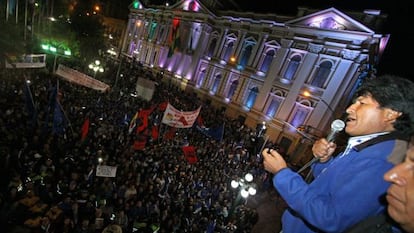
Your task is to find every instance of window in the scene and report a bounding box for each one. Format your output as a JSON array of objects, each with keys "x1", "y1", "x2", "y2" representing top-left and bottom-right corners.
[
  {"x1": 265, "y1": 97, "x2": 281, "y2": 118},
  {"x1": 227, "y1": 79, "x2": 239, "y2": 99},
  {"x1": 245, "y1": 87, "x2": 259, "y2": 109},
  {"x1": 211, "y1": 74, "x2": 222, "y2": 94},
  {"x1": 197, "y1": 69, "x2": 206, "y2": 87},
  {"x1": 283, "y1": 55, "x2": 301, "y2": 80},
  {"x1": 290, "y1": 104, "x2": 311, "y2": 128},
  {"x1": 239, "y1": 44, "x2": 253, "y2": 69},
  {"x1": 310, "y1": 61, "x2": 332, "y2": 88},
  {"x1": 223, "y1": 41, "x2": 234, "y2": 62},
  {"x1": 207, "y1": 38, "x2": 217, "y2": 58},
  {"x1": 259, "y1": 50, "x2": 275, "y2": 73}
]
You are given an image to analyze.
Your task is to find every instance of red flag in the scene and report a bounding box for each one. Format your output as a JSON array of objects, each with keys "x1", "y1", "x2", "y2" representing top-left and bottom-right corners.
[
  {"x1": 182, "y1": 146, "x2": 197, "y2": 164},
  {"x1": 152, "y1": 126, "x2": 159, "y2": 140},
  {"x1": 133, "y1": 138, "x2": 147, "y2": 150},
  {"x1": 137, "y1": 105, "x2": 157, "y2": 133},
  {"x1": 164, "y1": 127, "x2": 176, "y2": 140},
  {"x1": 158, "y1": 101, "x2": 168, "y2": 111},
  {"x1": 81, "y1": 118, "x2": 90, "y2": 141}
]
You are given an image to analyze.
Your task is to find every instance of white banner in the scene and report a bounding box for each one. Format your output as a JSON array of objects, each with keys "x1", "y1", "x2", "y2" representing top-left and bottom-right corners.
[
  {"x1": 55, "y1": 64, "x2": 110, "y2": 92},
  {"x1": 96, "y1": 165, "x2": 117, "y2": 177},
  {"x1": 162, "y1": 103, "x2": 201, "y2": 128}
]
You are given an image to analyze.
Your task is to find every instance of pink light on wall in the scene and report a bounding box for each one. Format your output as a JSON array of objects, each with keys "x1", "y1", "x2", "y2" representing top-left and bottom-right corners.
[{"x1": 184, "y1": 0, "x2": 199, "y2": 11}]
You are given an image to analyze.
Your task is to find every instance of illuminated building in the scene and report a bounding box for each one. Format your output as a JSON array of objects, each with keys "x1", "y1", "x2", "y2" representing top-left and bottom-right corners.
[{"x1": 120, "y1": 0, "x2": 388, "y2": 155}]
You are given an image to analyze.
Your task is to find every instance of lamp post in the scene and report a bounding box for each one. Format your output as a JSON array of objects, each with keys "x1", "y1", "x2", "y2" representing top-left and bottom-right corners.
[
  {"x1": 89, "y1": 60, "x2": 104, "y2": 78},
  {"x1": 229, "y1": 172, "x2": 257, "y2": 217},
  {"x1": 231, "y1": 173, "x2": 257, "y2": 198}
]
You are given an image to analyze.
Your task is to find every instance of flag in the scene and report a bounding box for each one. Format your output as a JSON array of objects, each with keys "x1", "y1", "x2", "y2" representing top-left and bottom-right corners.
[
  {"x1": 163, "y1": 127, "x2": 176, "y2": 141},
  {"x1": 158, "y1": 101, "x2": 168, "y2": 111},
  {"x1": 136, "y1": 105, "x2": 156, "y2": 133},
  {"x1": 151, "y1": 126, "x2": 159, "y2": 140},
  {"x1": 196, "y1": 123, "x2": 225, "y2": 142},
  {"x1": 51, "y1": 80, "x2": 67, "y2": 135},
  {"x1": 168, "y1": 18, "x2": 180, "y2": 57},
  {"x1": 161, "y1": 103, "x2": 201, "y2": 128},
  {"x1": 182, "y1": 146, "x2": 197, "y2": 164},
  {"x1": 81, "y1": 117, "x2": 90, "y2": 141},
  {"x1": 133, "y1": 137, "x2": 147, "y2": 150},
  {"x1": 128, "y1": 111, "x2": 139, "y2": 134},
  {"x1": 52, "y1": 95, "x2": 66, "y2": 135}
]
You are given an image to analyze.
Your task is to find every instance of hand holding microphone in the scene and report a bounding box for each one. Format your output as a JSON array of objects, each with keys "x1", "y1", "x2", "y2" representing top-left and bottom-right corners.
[
  {"x1": 297, "y1": 119, "x2": 345, "y2": 173},
  {"x1": 312, "y1": 119, "x2": 345, "y2": 162}
]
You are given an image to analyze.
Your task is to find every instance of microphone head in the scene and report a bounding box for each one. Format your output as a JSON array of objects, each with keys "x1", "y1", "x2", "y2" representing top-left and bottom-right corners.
[{"x1": 331, "y1": 119, "x2": 345, "y2": 132}]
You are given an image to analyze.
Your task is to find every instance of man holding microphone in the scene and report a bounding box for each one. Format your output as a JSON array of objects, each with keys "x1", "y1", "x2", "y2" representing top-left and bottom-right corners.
[{"x1": 262, "y1": 74, "x2": 414, "y2": 233}]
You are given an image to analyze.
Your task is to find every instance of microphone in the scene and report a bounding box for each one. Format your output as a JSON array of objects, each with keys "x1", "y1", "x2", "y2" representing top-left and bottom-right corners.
[
  {"x1": 296, "y1": 119, "x2": 345, "y2": 174},
  {"x1": 326, "y1": 119, "x2": 346, "y2": 142}
]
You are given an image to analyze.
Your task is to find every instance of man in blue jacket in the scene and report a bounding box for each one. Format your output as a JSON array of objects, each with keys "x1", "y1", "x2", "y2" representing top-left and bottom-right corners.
[{"x1": 262, "y1": 74, "x2": 414, "y2": 233}]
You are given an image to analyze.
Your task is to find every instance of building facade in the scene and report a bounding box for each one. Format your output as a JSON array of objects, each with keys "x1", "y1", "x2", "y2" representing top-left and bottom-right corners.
[{"x1": 120, "y1": 0, "x2": 389, "y2": 156}]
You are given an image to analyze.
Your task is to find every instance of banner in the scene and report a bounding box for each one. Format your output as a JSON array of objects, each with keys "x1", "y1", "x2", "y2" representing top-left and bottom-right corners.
[
  {"x1": 135, "y1": 78, "x2": 156, "y2": 101},
  {"x1": 96, "y1": 165, "x2": 117, "y2": 177},
  {"x1": 161, "y1": 103, "x2": 201, "y2": 128},
  {"x1": 55, "y1": 64, "x2": 110, "y2": 92}
]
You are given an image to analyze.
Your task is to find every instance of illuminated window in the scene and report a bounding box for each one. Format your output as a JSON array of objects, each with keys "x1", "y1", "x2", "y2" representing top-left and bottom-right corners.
[
  {"x1": 227, "y1": 79, "x2": 239, "y2": 99},
  {"x1": 245, "y1": 87, "x2": 259, "y2": 110},
  {"x1": 265, "y1": 97, "x2": 281, "y2": 118},
  {"x1": 223, "y1": 41, "x2": 234, "y2": 62},
  {"x1": 283, "y1": 55, "x2": 301, "y2": 80},
  {"x1": 207, "y1": 38, "x2": 217, "y2": 57},
  {"x1": 310, "y1": 61, "x2": 332, "y2": 88},
  {"x1": 259, "y1": 50, "x2": 275, "y2": 73},
  {"x1": 290, "y1": 104, "x2": 311, "y2": 128},
  {"x1": 239, "y1": 44, "x2": 253, "y2": 70},
  {"x1": 197, "y1": 69, "x2": 206, "y2": 87},
  {"x1": 211, "y1": 74, "x2": 222, "y2": 94}
]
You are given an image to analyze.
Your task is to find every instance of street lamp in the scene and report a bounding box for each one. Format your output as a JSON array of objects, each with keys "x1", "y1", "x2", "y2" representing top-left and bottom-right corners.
[
  {"x1": 231, "y1": 173, "x2": 257, "y2": 198},
  {"x1": 89, "y1": 60, "x2": 104, "y2": 78}
]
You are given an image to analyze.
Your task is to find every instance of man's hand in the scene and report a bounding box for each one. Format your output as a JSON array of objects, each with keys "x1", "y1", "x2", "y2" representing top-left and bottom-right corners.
[
  {"x1": 312, "y1": 138, "x2": 337, "y2": 163},
  {"x1": 262, "y1": 148, "x2": 287, "y2": 174}
]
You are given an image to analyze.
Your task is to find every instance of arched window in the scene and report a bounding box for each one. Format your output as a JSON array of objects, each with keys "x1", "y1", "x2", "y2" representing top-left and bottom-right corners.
[
  {"x1": 260, "y1": 50, "x2": 275, "y2": 73},
  {"x1": 239, "y1": 44, "x2": 253, "y2": 69},
  {"x1": 197, "y1": 69, "x2": 206, "y2": 87},
  {"x1": 283, "y1": 55, "x2": 301, "y2": 80},
  {"x1": 223, "y1": 41, "x2": 234, "y2": 62},
  {"x1": 211, "y1": 74, "x2": 222, "y2": 94},
  {"x1": 227, "y1": 79, "x2": 239, "y2": 99},
  {"x1": 207, "y1": 38, "x2": 217, "y2": 57},
  {"x1": 310, "y1": 61, "x2": 332, "y2": 88},
  {"x1": 265, "y1": 97, "x2": 281, "y2": 118},
  {"x1": 245, "y1": 87, "x2": 259, "y2": 109},
  {"x1": 290, "y1": 103, "x2": 311, "y2": 128}
]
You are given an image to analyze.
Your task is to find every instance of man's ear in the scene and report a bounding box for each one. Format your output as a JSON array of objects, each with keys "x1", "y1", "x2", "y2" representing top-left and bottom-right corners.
[{"x1": 386, "y1": 109, "x2": 402, "y2": 121}]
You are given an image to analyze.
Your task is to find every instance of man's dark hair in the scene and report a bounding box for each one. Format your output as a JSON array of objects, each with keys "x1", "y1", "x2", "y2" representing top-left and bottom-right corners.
[{"x1": 355, "y1": 74, "x2": 414, "y2": 136}]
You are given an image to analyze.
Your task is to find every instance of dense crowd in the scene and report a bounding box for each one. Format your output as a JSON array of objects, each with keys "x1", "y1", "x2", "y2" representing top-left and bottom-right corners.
[{"x1": 0, "y1": 64, "x2": 279, "y2": 233}]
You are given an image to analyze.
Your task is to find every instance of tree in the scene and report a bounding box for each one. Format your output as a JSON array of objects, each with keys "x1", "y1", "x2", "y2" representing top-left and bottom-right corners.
[{"x1": 69, "y1": 0, "x2": 106, "y2": 63}]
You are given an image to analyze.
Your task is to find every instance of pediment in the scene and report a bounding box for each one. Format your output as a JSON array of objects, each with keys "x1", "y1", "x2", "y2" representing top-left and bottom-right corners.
[
  {"x1": 285, "y1": 7, "x2": 374, "y2": 33},
  {"x1": 129, "y1": 0, "x2": 145, "y2": 10},
  {"x1": 169, "y1": 0, "x2": 214, "y2": 15}
]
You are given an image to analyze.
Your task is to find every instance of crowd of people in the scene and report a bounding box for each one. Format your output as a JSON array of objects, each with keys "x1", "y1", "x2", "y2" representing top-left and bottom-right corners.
[{"x1": 0, "y1": 64, "x2": 277, "y2": 233}]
